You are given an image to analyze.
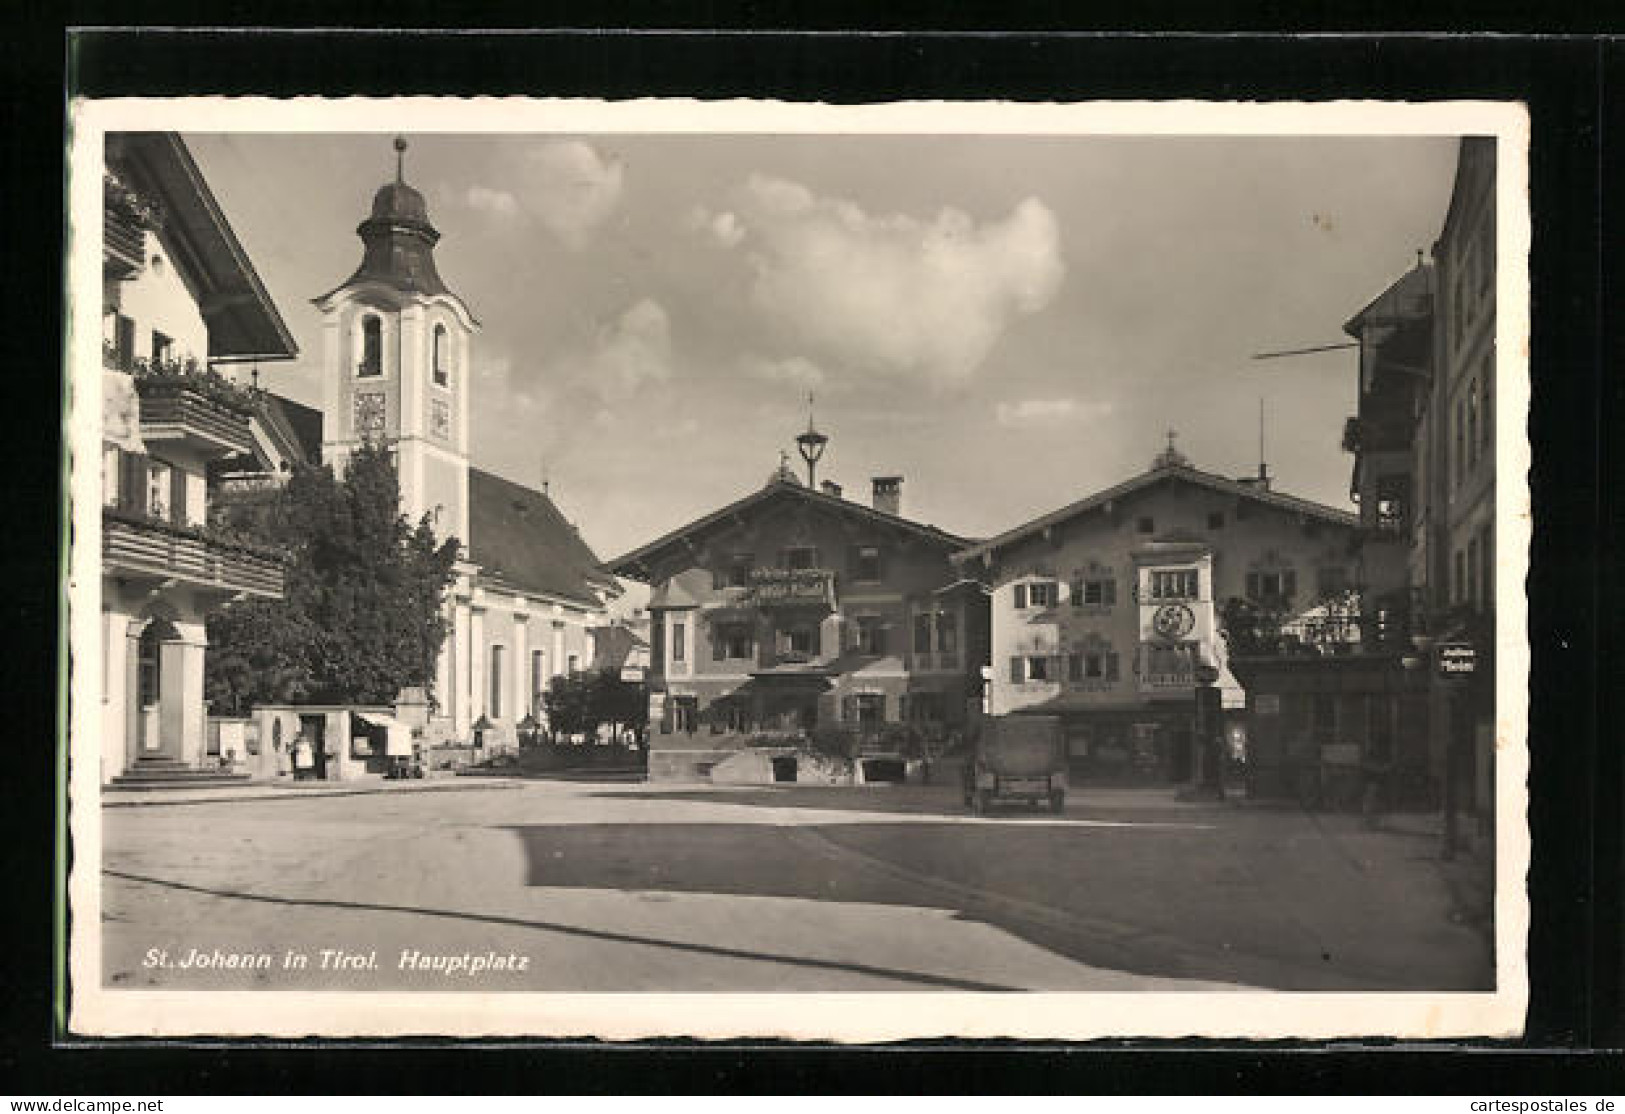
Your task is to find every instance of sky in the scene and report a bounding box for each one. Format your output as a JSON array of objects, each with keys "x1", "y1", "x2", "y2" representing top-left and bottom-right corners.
[{"x1": 187, "y1": 131, "x2": 1460, "y2": 587}]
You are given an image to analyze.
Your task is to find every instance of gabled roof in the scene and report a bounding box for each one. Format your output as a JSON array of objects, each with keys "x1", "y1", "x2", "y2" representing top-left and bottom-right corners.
[
  {"x1": 108, "y1": 133, "x2": 299, "y2": 364},
  {"x1": 467, "y1": 468, "x2": 618, "y2": 607},
  {"x1": 608, "y1": 476, "x2": 974, "y2": 583},
  {"x1": 259, "y1": 394, "x2": 323, "y2": 466},
  {"x1": 1343, "y1": 262, "x2": 1433, "y2": 339},
  {"x1": 953, "y1": 462, "x2": 1358, "y2": 565}
]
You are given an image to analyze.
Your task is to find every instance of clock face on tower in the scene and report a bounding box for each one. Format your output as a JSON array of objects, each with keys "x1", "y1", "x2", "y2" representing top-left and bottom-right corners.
[
  {"x1": 354, "y1": 391, "x2": 386, "y2": 438},
  {"x1": 1152, "y1": 603, "x2": 1195, "y2": 641}
]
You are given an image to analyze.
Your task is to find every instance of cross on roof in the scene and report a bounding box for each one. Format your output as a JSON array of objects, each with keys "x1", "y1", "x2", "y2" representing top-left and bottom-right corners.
[{"x1": 394, "y1": 135, "x2": 408, "y2": 183}]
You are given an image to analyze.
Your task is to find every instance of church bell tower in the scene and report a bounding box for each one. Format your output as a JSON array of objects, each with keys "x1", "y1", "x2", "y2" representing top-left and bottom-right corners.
[{"x1": 313, "y1": 136, "x2": 478, "y2": 545}]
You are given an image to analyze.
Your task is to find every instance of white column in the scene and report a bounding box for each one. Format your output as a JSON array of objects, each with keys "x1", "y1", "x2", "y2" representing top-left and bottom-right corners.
[
  {"x1": 513, "y1": 613, "x2": 529, "y2": 719},
  {"x1": 470, "y1": 606, "x2": 487, "y2": 720},
  {"x1": 452, "y1": 599, "x2": 471, "y2": 736},
  {"x1": 102, "y1": 610, "x2": 129, "y2": 784}
]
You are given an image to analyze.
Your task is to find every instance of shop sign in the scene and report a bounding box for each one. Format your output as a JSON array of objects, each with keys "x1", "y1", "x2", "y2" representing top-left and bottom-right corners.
[
  {"x1": 746, "y1": 568, "x2": 834, "y2": 607},
  {"x1": 1436, "y1": 641, "x2": 1478, "y2": 678}
]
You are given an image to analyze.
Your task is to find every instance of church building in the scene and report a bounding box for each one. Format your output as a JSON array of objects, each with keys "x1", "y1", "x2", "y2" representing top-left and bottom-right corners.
[{"x1": 249, "y1": 139, "x2": 620, "y2": 747}]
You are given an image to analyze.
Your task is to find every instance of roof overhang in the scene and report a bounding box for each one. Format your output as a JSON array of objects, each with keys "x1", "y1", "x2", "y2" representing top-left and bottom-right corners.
[{"x1": 107, "y1": 133, "x2": 299, "y2": 364}]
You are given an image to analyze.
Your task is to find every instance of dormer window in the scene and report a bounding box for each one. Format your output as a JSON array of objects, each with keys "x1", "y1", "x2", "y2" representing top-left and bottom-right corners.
[
  {"x1": 432, "y1": 323, "x2": 450, "y2": 388},
  {"x1": 359, "y1": 314, "x2": 383, "y2": 377}
]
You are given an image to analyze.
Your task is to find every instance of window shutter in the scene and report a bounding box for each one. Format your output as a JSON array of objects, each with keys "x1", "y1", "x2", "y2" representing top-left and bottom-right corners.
[
  {"x1": 120, "y1": 450, "x2": 147, "y2": 514},
  {"x1": 810, "y1": 624, "x2": 823, "y2": 656},
  {"x1": 1013, "y1": 583, "x2": 1027, "y2": 609},
  {"x1": 1070, "y1": 581, "x2": 1082, "y2": 607},
  {"x1": 170, "y1": 466, "x2": 188, "y2": 526},
  {"x1": 1283, "y1": 570, "x2": 1297, "y2": 600},
  {"x1": 711, "y1": 629, "x2": 724, "y2": 661},
  {"x1": 841, "y1": 695, "x2": 856, "y2": 723},
  {"x1": 1246, "y1": 572, "x2": 1260, "y2": 600},
  {"x1": 1009, "y1": 656, "x2": 1023, "y2": 684},
  {"x1": 1069, "y1": 653, "x2": 1082, "y2": 682},
  {"x1": 1106, "y1": 652, "x2": 1120, "y2": 681},
  {"x1": 1104, "y1": 579, "x2": 1117, "y2": 606}
]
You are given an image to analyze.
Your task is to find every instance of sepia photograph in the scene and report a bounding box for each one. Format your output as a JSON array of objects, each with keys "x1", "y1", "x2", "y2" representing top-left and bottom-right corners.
[{"x1": 65, "y1": 98, "x2": 1529, "y2": 1040}]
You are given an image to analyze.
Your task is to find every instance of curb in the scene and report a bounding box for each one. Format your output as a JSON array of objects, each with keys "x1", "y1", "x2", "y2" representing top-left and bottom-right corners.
[{"x1": 101, "y1": 780, "x2": 522, "y2": 808}]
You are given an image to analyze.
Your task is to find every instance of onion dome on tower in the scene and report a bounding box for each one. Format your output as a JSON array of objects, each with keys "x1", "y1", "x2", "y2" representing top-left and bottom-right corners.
[{"x1": 337, "y1": 136, "x2": 451, "y2": 297}]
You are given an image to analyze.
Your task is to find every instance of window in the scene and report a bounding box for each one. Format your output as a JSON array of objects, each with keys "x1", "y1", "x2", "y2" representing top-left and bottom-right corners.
[
  {"x1": 1068, "y1": 652, "x2": 1083, "y2": 681},
  {"x1": 1316, "y1": 566, "x2": 1350, "y2": 598},
  {"x1": 1453, "y1": 551, "x2": 1466, "y2": 605},
  {"x1": 137, "y1": 623, "x2": 162, "y2": 707},
  {"x1": 1454, "y1": 398, "x2": 1466, "y2": 489},
  {"x1": 432, "y1": 324, "x2": 450, "y2": 388},
  {"x1": 671, "y1": 624, "x2": 685, "y2": 663},
  {"x1": 150, "y1": 329, "x2": 173, "y2": 364},
  {"x1": 1027, "y1": 581, "x2": 1058, "y2": 608},
  {"x1": 783, "y1": 546, "x2": 818, "y2": 570},
  {"x1": 488, "y1": 646, "x2": 505, "y2": 719},
  {"x1": 1246, "y1": 569, "x2": 1297, "y2": 603},
  {"x1": 359, "y1": 315, "x2": 383, "y2": 377},
  {"x1": 1481, "y1": 356, "x2": 1494, "y2": 454},
  {"x1": 936, "y1": 611, "x2": 957, "y2": 654},
  {"x1": 1467, "y1": 536, "x2": 1481, "y2": 612},
  {"x1": 782, "y1": 625, "x2": 820, "y2": 658},
  {"x1": 1072, "y1": 578, "x2": 1117, "y2": 608},
  {"x1": 857, "y1": 616, "x2": 886, "y2": 655},
  {"x1": 1027, "y1": 655, "x2": 1051, "y2": 682},
  {"x1": 846, "y1": 694, "x2": 885, "y2": 729},
  {"x1": 728, "y1": 553, "x2": 754, "y2": 588},
  {"x1": 850, "y1": 544, "x2": 883, "y2": 582},
  {"x1": 531, "y1": 650, "x2": 545, "y2": 712},
  {"x1": 114, "y1": 315, "x2": 136, "y2": 370},
  {"x1": 145, "y1": 460, "x2": 171, "y2": 521},
  {"x1": 1136, "y1": 516, "x2": 1155, "y2": 534},
  {"x1": 713, "y1": 624, "x2": 752, "y2": 660},
  {"x1": 1207, "y1": 511, "x2": 1225, "y2": 530},
  {"x1": 1149, "y1": 569, "x2": 1198, "y2": 601},
  {"x1": 1375, "y1": 475, "x2": 1408, "y2": 533},
  {"x1": 1466, "y1": 377, "x2": 1479, "y2": 470},
  {"x1": 913, "y1": 613, "x2": 932, "y2": 654},
  {"x1": 567, "y1": 653, "x2": 579, "y2": 674}
]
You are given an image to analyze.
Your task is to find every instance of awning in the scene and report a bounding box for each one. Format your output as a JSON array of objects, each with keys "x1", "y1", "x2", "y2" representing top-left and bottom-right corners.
[{"x1": 354, "y1": 711, "x2": 416, "y2": 756}]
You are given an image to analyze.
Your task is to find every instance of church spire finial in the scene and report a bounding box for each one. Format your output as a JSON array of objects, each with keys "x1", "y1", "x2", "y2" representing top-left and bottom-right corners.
[
  {"x1": 1153, "y1": 426, "x2": 1190, "y2": 470},
  {"x1": 394, "y1": 135, "x2": 408, "y2": 184}
]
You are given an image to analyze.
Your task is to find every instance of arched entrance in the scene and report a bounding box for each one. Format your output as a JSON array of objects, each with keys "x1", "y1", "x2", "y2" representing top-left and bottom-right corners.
[{"x1": 136, "y1": 617, "x2": 180, "y2": 758}]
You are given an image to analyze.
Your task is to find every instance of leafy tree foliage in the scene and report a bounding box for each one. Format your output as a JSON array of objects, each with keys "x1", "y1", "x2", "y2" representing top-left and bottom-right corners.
[
  {"x1": 205, "y1": 442, "x2": 460, "y2": 714},
  {"x1": 540, "y1": 668, "x2": 648, "y2": 742}
]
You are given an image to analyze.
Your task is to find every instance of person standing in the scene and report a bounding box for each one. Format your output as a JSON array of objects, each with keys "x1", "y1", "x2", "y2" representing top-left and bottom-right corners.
[{"x1": 293, "y1": 733, "x2": 315, "y2": 782}]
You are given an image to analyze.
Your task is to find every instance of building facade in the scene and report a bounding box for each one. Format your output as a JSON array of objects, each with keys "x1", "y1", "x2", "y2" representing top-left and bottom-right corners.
[
  {"x1": 953, "y1": 442, "x2": 1363, "y2": 784},
  {"x1": 99, "y1": 133, "x2": 299, "y2": 785},
  {"x1": 303, "y1": 140, "x2": 618, "y2": 748},
  {"x1": 610, "y1": 458, "x2": 989, "y2": 779}
]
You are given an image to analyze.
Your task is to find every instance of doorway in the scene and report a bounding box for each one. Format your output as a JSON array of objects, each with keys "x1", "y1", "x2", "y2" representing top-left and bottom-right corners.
[
  {"x1": 299, "y1": 713, "x2": 329, "y2": 780},
  {"x1": 771, "y1": 755, "x2": 798, "y2": 783},
  {"x1": 136, "y1": 621, "x2": 175, "y2": 758}
]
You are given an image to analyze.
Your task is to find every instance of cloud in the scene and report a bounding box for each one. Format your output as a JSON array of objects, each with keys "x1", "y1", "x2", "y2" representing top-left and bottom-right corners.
[
  {"x1": 995, "y1": 398, "x2": 1114, "y2": 428},
  {"x1": 731, "y1": 175, "x2": 1065, "y2": 384},
  {"x1": 584, "y1": 298, "x2": 673, "y2": 400},
  {"x1": 464, "y1": 140, "x2": 624, "y2": 248},
  {"x1": 465, "y1": 185, "x2": 520, "y2": 219},
  {"x1": 686, "y1": 205, "x2": 746, "y2": 248},
  {"x1": 739, "y1": 353, "x2": 825, "y2": 391}
]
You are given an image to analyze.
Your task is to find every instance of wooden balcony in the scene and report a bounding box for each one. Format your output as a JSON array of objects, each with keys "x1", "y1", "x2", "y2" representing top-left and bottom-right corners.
[
  {"x1": 104, "y1": 205, "x2": 147, "y2": 276},
  {"x1": 104, "y1": 511, "x2": 284, "y2": 599},
  {"x1": 135, "y1": 381, "x2": 256, "y2": 456}
]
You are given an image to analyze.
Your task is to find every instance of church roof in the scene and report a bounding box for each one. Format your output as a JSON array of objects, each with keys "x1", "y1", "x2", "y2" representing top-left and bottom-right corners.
[
  {"x1": 315, "y1": 138, "x2": 458, "y2": 304},
  {"x1": 607, "y1": 475, "x2": 973, "y2": 584},
  {"x1": 467, "y1": 468, "x2": 619, "y2": 607},
  {"x1": 953, "y1": 460, "x2": 1358, "y2": 565}
]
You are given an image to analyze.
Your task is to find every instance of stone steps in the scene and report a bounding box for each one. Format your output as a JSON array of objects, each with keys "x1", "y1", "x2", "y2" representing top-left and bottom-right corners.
[{"x1": 108, "y1": 760, "x2": 253, "y2": 789}]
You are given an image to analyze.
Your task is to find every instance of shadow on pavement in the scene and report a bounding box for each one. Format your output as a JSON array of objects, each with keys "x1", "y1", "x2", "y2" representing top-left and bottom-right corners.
[
  {"x1": 585, "y1": 784, "x2": 1210, "y2": 821},
  {"x1": 501, "y1": 820, "x2": 1492, "y2": 991}
]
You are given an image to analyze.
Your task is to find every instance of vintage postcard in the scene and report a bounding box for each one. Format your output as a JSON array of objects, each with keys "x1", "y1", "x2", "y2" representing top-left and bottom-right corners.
[{"x1": 64, "y1": 97, "x2": 1530, "y2": 1040}]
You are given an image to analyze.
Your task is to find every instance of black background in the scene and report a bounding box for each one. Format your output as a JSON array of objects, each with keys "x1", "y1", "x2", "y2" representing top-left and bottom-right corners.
[{"x1": 4, "y1": 10, "x2": 1621, "y2": 1095}]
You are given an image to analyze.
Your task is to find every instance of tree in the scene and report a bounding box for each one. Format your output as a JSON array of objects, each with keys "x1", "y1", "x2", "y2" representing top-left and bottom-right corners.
[{"x1": 205, "y1": 441, "x2": 460, "y2": 713}]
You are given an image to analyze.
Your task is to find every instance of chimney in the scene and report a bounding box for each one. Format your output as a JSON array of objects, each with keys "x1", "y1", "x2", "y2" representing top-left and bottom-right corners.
[
  {"x1": 871, "y1": 475, "x2": 902, "y2": 517},
  {"x1": 820, "y1": 480, "x2": 843, "y2": 499}
]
